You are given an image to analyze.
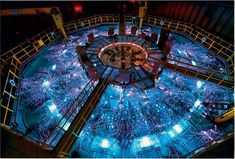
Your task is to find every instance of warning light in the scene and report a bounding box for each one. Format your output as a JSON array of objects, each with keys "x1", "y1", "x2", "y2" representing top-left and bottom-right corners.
[{"x1": 74, "y1": 3, "x2": 83, "y2": 14}]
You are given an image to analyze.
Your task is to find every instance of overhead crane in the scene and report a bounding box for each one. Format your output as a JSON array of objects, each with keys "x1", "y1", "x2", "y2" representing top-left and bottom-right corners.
[
  {"x1": 0, "y1": 7, "x2": 68, "y2": 41},
  {"x1": 138, "y1": 1, "x2": 148, "y2": 29}
]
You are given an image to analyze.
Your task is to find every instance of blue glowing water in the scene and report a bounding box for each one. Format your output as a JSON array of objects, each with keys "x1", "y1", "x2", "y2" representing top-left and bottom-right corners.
[
  {"x1": 73, "y1": 69, "x2": 233, "y2": 157},
  {"x1": 14, "y1": 23, "x2": 233, "y2": 157}
]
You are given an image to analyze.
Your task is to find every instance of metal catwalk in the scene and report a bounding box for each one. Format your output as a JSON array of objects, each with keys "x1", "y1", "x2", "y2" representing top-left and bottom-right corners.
[{"x1": 11, "y1": 23, "x2": 233, "y2": 157}]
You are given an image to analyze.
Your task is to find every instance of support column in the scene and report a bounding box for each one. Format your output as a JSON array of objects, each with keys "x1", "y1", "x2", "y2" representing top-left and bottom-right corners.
[{"x1": 119, "y1": 2, "x2": 126, "y2": 35}]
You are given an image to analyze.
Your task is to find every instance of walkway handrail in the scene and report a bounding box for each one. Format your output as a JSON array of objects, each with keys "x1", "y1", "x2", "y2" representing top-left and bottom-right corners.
[
  {"x1": 141, "y1": 14, "x2": 234, "y2": 67},
  {"x1": 1, "y1": 13, "x2": 233, "y2": 142},
  {"x1": 168, "y1": 58, "x2": 233, "y2": 80},
  {"x1": 42, "y1": 79, "x2": 96, "y2": 147},
  {"x1": 182, "y1": 131, "x2": 234, "y2": 158},
  {"x1": 55, "y1": 68, "x2": 113, "y2": 156},
  {"x1": 2, "y1": 14, "x2": 233, "y2": 65}
]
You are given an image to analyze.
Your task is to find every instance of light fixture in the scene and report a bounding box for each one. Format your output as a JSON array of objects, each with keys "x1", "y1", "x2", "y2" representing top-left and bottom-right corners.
[
  {"x1": 42, "y1": 80, "x2": 50, "y2": 87},
  {"x1": 49, "y1": 103, "x2": 57, "y2": 113},
  {"x1": 52, "y1": 64, "x2": 57, "y2": 70},
  {"x1": 194, "y1": 99, "x2": 201, "y2": 108},
  {"x1": 168, "y1": 131, "x2": 175, "y2": 138},
  {"x1": 101, "y1": 139, "x2": 110, "y2": 148},
  {"x1": 192, "y1": 61, "x2": 197, "y2": 66},
  {"x1": 140, "y1": 136, "x2": 152, "y2": 148},
  {"x1": 177, "y1": 49, "x2": 182, "y2": 54},
  {"x1": 62, "y1": 49, "x2": 67, "y2": 54},
  {"x1": 196, "y1": 80, "x2": 203, "y2": 88},
  {"x1": 191, "y1": 60, "x2": 197, "y2": 66},
  {"x1": 173, "y1": 124, "x2": 183, "y2": 133}
]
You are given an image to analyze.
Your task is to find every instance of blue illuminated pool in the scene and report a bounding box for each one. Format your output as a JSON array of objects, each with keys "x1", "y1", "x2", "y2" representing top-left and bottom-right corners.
[
  {"x1": 71, "y1": 69, "x2": 233, "y2": 157},
  {"x1": 13, "y1": 23, "x2": 233, "y2": 157}
]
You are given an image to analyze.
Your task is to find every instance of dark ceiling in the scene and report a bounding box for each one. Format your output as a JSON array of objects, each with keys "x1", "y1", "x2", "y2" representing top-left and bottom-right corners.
[{"x1": 1, "y1": 1, "x2": 234, "y2": 53}]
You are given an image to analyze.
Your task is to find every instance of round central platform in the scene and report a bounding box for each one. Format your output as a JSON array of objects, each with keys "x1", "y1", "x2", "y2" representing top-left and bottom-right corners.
[
  {"x1": 83, "y1": 35, "x2": 159, "y2": 89},
  {"x1": 11, "y1": 21, "x2": 234, "y2": 158},
  {"x1": 98, "y1": 42, "x2": 148, "y2": 69}
]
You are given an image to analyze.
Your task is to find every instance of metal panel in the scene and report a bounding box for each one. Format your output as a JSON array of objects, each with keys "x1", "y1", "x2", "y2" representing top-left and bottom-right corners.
[
  {"x1": 184, "y1": 2, "x2": 195, "y2": 22},
  {"x1": 195, "y1": 4, "x2": 208, "y2": 26},
  {"x1": 220, "y1": 12, "x2": 234, "y2": 35},
  {"x1": 189, "y1": 4, "x2": 201, "y2": 23},
  {"x1": 208, "y1": 6, "x2": 226, "y2": 30}
]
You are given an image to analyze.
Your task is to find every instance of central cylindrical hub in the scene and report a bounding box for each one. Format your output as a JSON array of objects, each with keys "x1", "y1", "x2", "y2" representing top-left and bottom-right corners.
[{"x1": 98, "y1": 42, "x2": 148, "y2": 69}]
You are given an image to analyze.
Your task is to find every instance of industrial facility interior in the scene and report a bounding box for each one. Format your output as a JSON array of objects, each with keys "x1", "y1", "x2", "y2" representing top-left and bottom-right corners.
[{"x1": 1, "y1": 1, "x2": 234, "y2": 158}]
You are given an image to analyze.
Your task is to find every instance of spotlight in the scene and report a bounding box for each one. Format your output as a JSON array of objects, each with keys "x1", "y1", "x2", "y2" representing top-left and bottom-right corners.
[
  {"x1": 49, "y1": 103, "x2": 57, "y2": 113},
  {"x1": 60, "y1": 118, "x2": 71, "y2": 131},
  {"x1": 101, "y1": 139, "x2": 110, "y2": 148},
  {"x1": 173, "y1": 124, "x2": 183, "y2": 133},
  {"x1": 62, "y1": 49, "x2": 67, "y2": 54},
  {"x1": 52, "y1": 64, "x2": 57, "y2": 70},
  {"x1": 42, "y1": 80, "x2": 50, "y2": 87},
  {"x1": 168, "y1": 131, "x2": 175, "y2": 138},
  {"x1": 191, "y1": 60, "x2": 197, "y2": 66},
  {"x1": 196, "y1": 81, "x2": 203, "y2": 88},
  {"x1": 177, "y1": 49, "x2": 182, "y2": 54},
  {"x1": 140, "y1": 136, "x2": 152, "y2": 148},
  {"x1": 74, "y1": 3, "x2": 83, "y2": 14},
  {"x1": 194, "y1": 99, "x2": 201, "y2": 108}
]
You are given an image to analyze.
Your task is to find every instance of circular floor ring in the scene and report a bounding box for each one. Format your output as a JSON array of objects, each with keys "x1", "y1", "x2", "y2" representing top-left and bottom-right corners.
[{"x1": 98, "y1": 42, "x2": 148, "y2": 69}]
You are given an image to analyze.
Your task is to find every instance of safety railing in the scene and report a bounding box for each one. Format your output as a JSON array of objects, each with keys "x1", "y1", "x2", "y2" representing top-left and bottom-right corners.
[
  {"x1": 1, "y1": 14, "x2": 120, "y2": 66},
  {"x1": 1, "y1": 27, "x2": 60, "y2": 67},
  {"x1": 136, "y1": 14, "x2": 234, "y2": 68},
  {"x1": 42, "y1": 79, "x2": 97, "y2": 148},
  {"x1": 182, "y1": 131, "x2": 234, "y2": 158},
  {"x1": 1, "y1": 27, "x2": 61, "y2": 130},
  {"x1": 1, "y1": 13, "x2": 234, "y2": 152},
  {"x1": 55, "y1": 69, "x2": 113, "y2": 157},
  {"x1": 65, "y1": 14, "x2": 119, "y2": 25},
  {"x1": 63, "y1": 14, "x2": 119, "y2": 35},
  {"x1": 168, "y1": 53, "x2": 233, "y2": 75},
  {"x1": 2, "y1": 14, "x2": 233, "y2": 72},
  {"x1": 165, "y1": 61, "x2": 234, "y2": 89},
  {"x1": 0, "y1": 14, "x2": 120, "y2": 130},
  {"x1": 168, "y1": 54, "x2": 234, "y2": 82},
  {"x1": 1, "y1": 55, "x2": 21, "y2": 127}
]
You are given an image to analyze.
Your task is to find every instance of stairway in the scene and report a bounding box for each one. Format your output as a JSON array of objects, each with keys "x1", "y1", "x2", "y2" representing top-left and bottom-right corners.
[{"x1": 119, "y1": 3, "x2": 126, "y2": 35}]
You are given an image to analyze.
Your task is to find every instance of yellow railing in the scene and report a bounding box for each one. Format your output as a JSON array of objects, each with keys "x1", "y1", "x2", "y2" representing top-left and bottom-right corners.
[
  {"x1": 1, "y1": 27, "x2": 59, "y2": 66},
  {"x1": 1, "y1": 55, "x2": 20, "y2": 127},
  {"x1": 0, "y1": 14, "x2": 233, "y2": 149},
  {"x1": 0, "y1": 14, "x2": 120, "y2": 129},
  {"x1": 136, "y1": 14, "x2": 234, "y2": 68},
  {"x1": 166, "y1": 60, "x2": 234, "y2": 89},
  {"x1": 63, "y1": 14, "x2": 119, "y2": 34},
  {"x1": 55, "y1": 70, "x2": 113, "y2": 157},
  {"x1": 1, "y1": 14, "x2": 120, "y2": 65},
  {"x1": 1, "y1": 27, "x2": 61, "y2": 129},
  {"x1": 168, "y1": 53, "x2": 234, "y2": 77}
]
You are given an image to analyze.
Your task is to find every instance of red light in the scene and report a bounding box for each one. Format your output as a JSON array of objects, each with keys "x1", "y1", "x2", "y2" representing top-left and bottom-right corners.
[
  {"x1": 129, "y1": 0, "x2": 136, "y2": 3},
  {"x1": 123, "y1": 4, "x2": 126, "y2": 10},
  {"x1": 74, "y1": 3, "x2": 83, "y2": 14}
]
